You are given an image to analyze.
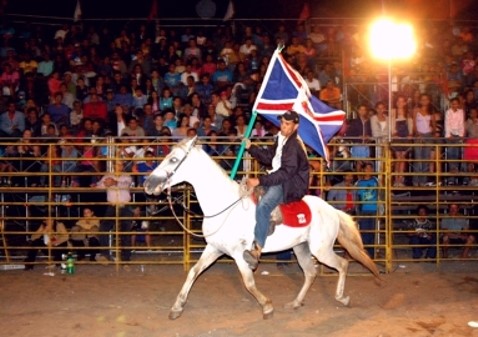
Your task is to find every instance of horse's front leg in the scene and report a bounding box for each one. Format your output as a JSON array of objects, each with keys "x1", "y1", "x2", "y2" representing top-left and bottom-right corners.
[
  {"x1": 235, "y1": 255, "x2": 274, "y2": 319},
  {"x1": 169, "y1": 244, "x2": 223, "y2": 320}
]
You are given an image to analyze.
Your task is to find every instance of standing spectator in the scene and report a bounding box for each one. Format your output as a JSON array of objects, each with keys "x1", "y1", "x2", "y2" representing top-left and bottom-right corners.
[
  {"x1": 391, "y1": 95, "x2": 413, "y2": 187},
  {"x1": 96, "y1": 161, "x2": 134, "y2": 269},
  {"x1": 412, "y1": 93, "x2": 436, "y2": 187},
  {"x1": 407, "y1": 205, "x2": 437, "y2": 259},
  {"x1": 444, "y1": 97, "x2": 465, "y2": 173},
  {"x1": 346, "y1": 104, "x2": 372, "y2": 171},
  {"x1": 355, "y1": 162, "x2": 379, "y2": 258},
  {"x1": 370, "y1": 101, "x2": 389, "y2": 173}
]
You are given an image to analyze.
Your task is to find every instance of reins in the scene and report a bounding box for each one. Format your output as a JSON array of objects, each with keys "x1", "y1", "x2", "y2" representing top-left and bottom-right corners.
[{"x1": 165, "y1": 177, "x2": 251, "y2": 238}]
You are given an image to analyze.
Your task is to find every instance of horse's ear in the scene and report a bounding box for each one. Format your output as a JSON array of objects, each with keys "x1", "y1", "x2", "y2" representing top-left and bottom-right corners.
[
  {"x1": 191, "y1": 135, "x2": 199, "y2": 146},
  {"x1": 185, "y1": 135, "x2": 198, "y2": 150}
]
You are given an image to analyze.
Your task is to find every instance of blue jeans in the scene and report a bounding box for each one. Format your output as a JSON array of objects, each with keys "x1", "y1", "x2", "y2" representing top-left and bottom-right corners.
[
  {"x1": 413, "y1": 134, "x2": 432, "y2": 186},
  {"x1": 409, "y1": 234, "x2": 437, "y2": 259},
  {"x1": 358, "y1": 211, "x2": 376, "y2": 258},
  {"x1": 255, "y1": 185, "x2": 283, "y2": 248}
]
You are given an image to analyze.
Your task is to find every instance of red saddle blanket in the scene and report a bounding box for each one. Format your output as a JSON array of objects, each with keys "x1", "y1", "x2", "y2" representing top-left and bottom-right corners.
[{"x1": 279, "y1": 200, "x2": 312, "y2": 227}]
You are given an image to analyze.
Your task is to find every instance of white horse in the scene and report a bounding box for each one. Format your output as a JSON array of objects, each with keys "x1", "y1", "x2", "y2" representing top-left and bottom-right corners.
[{"x1": 144, "y1": 137, "x2": 380, "y2": 320}]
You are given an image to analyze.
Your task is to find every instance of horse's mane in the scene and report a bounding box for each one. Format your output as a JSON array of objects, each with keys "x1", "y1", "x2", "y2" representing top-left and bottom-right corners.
[{"x1": 175, "y1": 138, "x2": 238, "y2": 186}]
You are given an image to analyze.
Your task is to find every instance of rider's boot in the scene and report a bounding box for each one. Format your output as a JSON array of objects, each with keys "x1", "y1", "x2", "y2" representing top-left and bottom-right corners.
[{"x1": 243, "y1": 242, "x2": 262, "y2": 271}]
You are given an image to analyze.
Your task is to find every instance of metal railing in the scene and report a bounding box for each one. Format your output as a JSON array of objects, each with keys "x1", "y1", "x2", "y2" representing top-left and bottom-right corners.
[{"x1": 0, "y1": 137, "x2": 477, "y2": 274}]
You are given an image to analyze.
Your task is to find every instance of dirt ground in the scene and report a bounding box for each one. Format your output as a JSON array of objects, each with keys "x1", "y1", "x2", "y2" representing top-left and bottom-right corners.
[{"x1": 0, "y1": 260, "x2": 477, "y2": 337}]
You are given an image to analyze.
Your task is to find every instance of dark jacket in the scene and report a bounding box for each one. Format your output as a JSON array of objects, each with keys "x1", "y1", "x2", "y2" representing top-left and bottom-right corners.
[
  {"x1": 248, "y1": 131, "x2": 309, "y2": 203},
  {"x1": 345, "y1": 117, "x2": 372, "y2": 143}
]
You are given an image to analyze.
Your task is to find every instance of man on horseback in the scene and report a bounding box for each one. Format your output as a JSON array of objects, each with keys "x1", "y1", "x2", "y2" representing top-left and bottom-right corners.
[{"x1": 243, "y1": 110, "x2": 310, "y2": 270}]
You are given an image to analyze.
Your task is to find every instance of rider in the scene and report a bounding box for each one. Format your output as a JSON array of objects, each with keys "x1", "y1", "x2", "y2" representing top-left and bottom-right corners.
[{"x1": 243, "y1": 110, "x2": 310, "y2": 270}]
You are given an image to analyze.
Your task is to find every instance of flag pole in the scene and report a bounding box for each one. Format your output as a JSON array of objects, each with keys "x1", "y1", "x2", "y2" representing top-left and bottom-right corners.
[
  {"x1": 229, "y1": 110, "x2": 257, "y2": 179},
  {"x1": 229, "y1": 46, "x2": 284, "y2": 180}
]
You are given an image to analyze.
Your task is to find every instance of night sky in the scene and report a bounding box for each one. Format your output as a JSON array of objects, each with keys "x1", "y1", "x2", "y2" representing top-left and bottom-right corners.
[{"x1": 3, "y1": 0, "x2": 477, "y2": 21}]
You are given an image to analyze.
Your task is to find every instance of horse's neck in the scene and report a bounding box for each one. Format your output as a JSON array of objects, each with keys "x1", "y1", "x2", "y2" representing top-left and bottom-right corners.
[{"x1": 188, "y1": 150, "x2": 240, "y2": 215}]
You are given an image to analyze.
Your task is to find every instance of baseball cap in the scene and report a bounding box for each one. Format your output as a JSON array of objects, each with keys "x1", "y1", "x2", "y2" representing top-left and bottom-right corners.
[{"x1": 278, "y1": 110, "x2": 299, "y2": 123}]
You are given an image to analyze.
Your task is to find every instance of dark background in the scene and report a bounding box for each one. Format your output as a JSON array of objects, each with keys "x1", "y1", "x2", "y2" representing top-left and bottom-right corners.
[{"x1": 4, "y1": 0, "x2": 478, "y2": 21}]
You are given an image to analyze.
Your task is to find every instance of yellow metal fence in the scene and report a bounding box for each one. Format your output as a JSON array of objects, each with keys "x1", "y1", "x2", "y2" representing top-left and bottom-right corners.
[{"x1": 0, "y1": 138, "x2": 477, "y2": 273}]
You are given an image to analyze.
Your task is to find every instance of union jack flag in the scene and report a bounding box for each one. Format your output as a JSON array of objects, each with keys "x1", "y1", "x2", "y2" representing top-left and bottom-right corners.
[{"x1": 253, "y1": 48, "x2": 346, "y2": 161}]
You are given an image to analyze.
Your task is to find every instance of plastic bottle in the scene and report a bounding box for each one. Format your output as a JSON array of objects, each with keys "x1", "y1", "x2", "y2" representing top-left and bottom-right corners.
[{"x1": 66, "y1": 252, "x2": 75, "y2": 275}]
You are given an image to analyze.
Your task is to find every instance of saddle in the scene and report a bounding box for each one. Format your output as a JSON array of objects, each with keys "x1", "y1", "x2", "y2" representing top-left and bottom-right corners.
[{"x1": 252, "y1": 186, "x2": 312, "y2": 236}]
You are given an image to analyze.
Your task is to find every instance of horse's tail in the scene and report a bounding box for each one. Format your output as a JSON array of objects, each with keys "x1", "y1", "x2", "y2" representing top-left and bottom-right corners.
[{"x1": 336, "y1": 210, "x2": 381, "y2": 280}]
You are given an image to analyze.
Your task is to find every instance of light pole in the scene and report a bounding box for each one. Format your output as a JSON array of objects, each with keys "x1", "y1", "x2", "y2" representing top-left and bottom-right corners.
[{"x1": 368, "y1": 18, "x2": 417, "y2": 141}]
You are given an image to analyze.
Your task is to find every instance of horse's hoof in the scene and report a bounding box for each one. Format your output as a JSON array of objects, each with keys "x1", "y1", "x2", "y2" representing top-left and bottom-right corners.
[
  {"x1": 284, "y1": 300, "x2": 302, "y2": 310},
  {"x1": 169, "y1": 309, "x2": 183, "y2": 320},
  {"x1": 263, "y1": 308, "x2": 274, "y2": 320},
  {"x1": 337, "y1": 296, "x2": 350, "y2": 307}
]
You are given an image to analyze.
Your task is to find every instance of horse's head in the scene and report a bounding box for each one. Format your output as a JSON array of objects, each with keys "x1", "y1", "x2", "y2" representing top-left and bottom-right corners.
[{"x1": 144, "y1": 136, "x2": 198, "y2": 196}]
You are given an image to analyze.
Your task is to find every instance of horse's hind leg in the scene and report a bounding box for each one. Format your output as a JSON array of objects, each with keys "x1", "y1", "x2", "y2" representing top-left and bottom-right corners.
[
  {"x1": 314, "y1": 247, "x2": 350, "y2": 306},
  {"x1": 285, "y1": 242, "x2": 317, "y2": 310},
  {"x1": 169, "y1": 244, "x2": 223, "y2": 320}
]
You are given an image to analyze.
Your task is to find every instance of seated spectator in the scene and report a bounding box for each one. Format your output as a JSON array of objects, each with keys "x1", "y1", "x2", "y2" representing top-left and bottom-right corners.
[
  {"x1": 212, "y1": 59, "x2": 233, "y2": 89},
  {"x1": 441, "y1": 204, "x2": 476, "y2": 258},
  {"x1": 196, "y1": 73, "x2": 214, "y2": 107},
  {"x1": 201, "y1": 53, "x2": 217, "y2": 77},
  {"x1": 164, "y1": 63, "x2": 181, "y2": 90},
  {"x1": 132, "y1": 87, "x2": 148, "y2": 111},
  {"x1": 407, "y1": 205, "x2": 437, "y2": 259},
  {"x1": 0, "y1": 62, "x2": 20, "y2": 97},
  {"x1": 70, "y1": 100, "x2": 84, "y2": 134},
  {"x1": 83, "y1": 93, "x2": 108, "y2": 122},
  {"x1": 111, "y1": 85, "x2": 133, "y2": 112},
  {"x1": 465, "y1": 107, "x2": 478, "y2": 138},
  {"x1": 47, "y1": 92, "x2": 71, "y2": 126},
  {"x1": 121, "y1": 116, "x2": 145, "y2": 138},
  {"x1": 159, "y1": 87, "x2": 173, "y2": 112},
  {"x1": 0, "y1": 100, "x2": 25, "y2": 137},
  {"x1": 131, "y1": 206, "x2": 152, "y2": 250},
  {"x1": 319, "y1": 79, "x2": 341, "y2": 109},
  {"x1": 24, "y1": 218, "x2": 69, "y2": 270},
  {"x1": 172, "y1": 114, "x2": 190, "y2": 139},
  {"x1": 75, "y1": 76, "x2": 89, "y2": 102},
  {"x1": 69, "y1": 207, "x2": 100, "y2": 262},
  {"x1": 305, "y1": 69, "x2": 321, "y2": 97},
  {"x1": 149, "y1": 90, "x2": 161, "y2": 115}
]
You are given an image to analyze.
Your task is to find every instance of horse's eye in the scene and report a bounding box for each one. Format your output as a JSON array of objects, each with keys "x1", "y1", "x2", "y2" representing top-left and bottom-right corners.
[{"x1": 170, "y1": 157, "x2": 179, "y2": 163}]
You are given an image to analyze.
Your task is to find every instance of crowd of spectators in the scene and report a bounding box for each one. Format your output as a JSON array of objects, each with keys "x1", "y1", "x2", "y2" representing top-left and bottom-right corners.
[{"x1": 0, "y1": 18, "x2": 477, "y2": 260}]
